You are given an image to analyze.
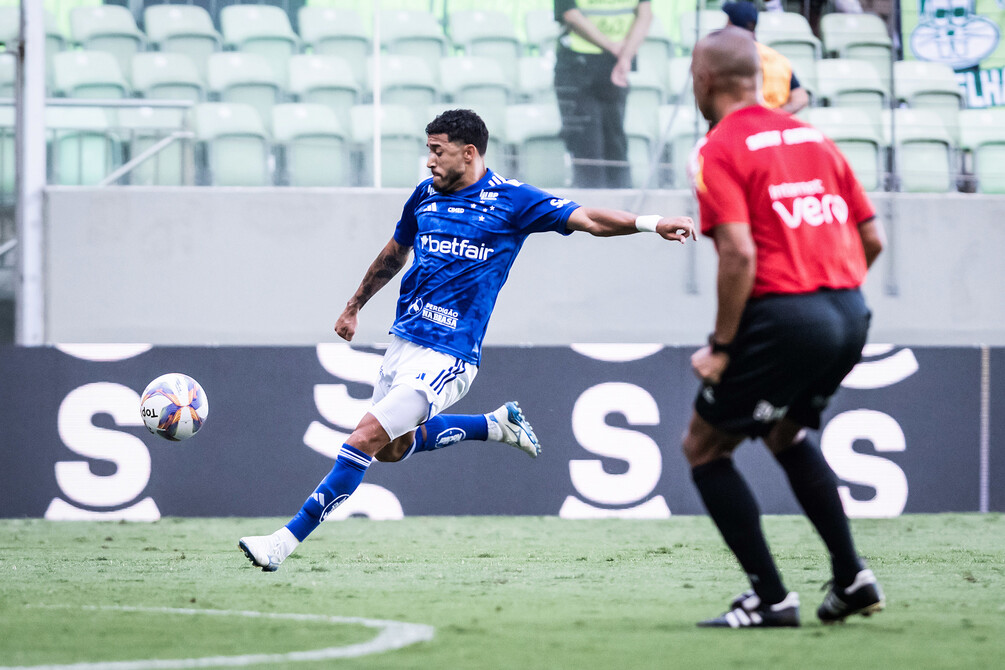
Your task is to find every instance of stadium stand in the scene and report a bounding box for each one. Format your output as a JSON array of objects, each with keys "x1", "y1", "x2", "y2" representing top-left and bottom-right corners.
[
  {"x1": 287, "y1": 54, "x2": 360, "y2": 138},
  {"x1": 0, "y1": 103, "x2": 12, "y2": 198},
  {"x1": 380, "y1": 9, "x2": 450, "y2": 87},
  {"x1": 296, "y1": 6, "x2": 370, "y2": 87},
  {"x1": 657, "y1": 103, "x2": 707, "y2": 189},
  {"x1": 142, "y1": 4, "x2": 221, "y2": 83},
  {"x1": 192, "y1": 101, "x2": 270, "y2": 186},
  {"x1": 0, "y1": 51, "x2": 12, "y2": 99},
  {"x1": 350, "y1": 103, "x2": 427, "y2": 188},
  {"x1": 815, "y1": 58, "x2": 888, "y2": 121},
  {"x1": 523, "y1": 8, "x2": 560, "y2": 56},
  {"x1": 666, "y1": 55, "x2": 694, "y2": 106},
  {"x1": 755, "y1": 11, "x2": 821, "y2": 93},
  {"x1": 69, "y1": 5, "x2": 145, "y2": 86},
  {"x1": 676, "y1": 9, "x2": 727, "y2": 53},
  {"x1": 516, "y1": 55, "x2": 557, "y2": 105},
  {"x1": 52, "y1": 49, "x2": 129, "y2": 99},
  {"x1": 116, "y1": 106, "x2": 192, "y2": 186},
  {"x1": 637, "y1": 14, "x2": 674, "y2": 89},
  {"x1": 893, "y1": 59, "x2": 964, "y2": 145},
  {"x1": 448, "y1": 10, "x2": 522, "y2": 88},
  {"x1": 504, "y1": 102, "x2": 567, "y2": 188},
  {"x1": 0, "y1": 7, "x2": 65, "y2": 89},
  {"x1": 882, "y1": 107, "x2": 955, "y2": 193},
  {"x1": 272, "y1": 102, "x2": 350, "y2": 187},
  {"x1": 46, "y1": 105, "x2": 121, "y2": 186},
  {"x1": 369, "y1": 53, "x2": 438, "y2": 109},
  {"x1": 439, "y1": 55, "x2": 511, "y2": 134},
  {"x1": 806, "y1": 106, "x2": 884, "y2": 191},
  {"x1": 626, "y1": 68, "x2": 666, "y2": 141},
  {"x1": 819, "y1": 11, "x2": 893, "y2": 87}
]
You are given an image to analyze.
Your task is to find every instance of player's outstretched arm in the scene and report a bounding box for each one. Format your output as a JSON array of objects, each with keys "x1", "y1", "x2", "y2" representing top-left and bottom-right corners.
[
  {"x1": 335, "y1": 237, "x2": 412, "y2": 342},
  {"x1": 565, "y1": 206, "x2": 694, "y2": 242}
]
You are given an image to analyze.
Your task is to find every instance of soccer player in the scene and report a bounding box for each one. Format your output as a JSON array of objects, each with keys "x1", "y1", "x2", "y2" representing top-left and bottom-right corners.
[
  {"x1": 684, "y1": 28, "x2": 886, "y2": 627},
  {"x1": 239, "y1": 109, "x2": 694, "y2": 572}
]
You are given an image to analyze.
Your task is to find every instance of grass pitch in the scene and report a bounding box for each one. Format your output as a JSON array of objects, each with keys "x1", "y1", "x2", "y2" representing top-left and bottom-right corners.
[{"x1": 1, "y1": 514, "x2": 1003, "y2": 669}]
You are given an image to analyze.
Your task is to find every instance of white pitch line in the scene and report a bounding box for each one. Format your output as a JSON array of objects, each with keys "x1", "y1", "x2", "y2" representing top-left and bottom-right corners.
[{"x1": 3, "y1": 606, "x2": 435, "y2": 670}]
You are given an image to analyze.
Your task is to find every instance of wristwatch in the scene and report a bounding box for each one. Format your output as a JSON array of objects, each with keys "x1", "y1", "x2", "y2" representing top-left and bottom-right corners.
[{"x1": 707, "y1": 333, "x2": 733, "y2": 355}]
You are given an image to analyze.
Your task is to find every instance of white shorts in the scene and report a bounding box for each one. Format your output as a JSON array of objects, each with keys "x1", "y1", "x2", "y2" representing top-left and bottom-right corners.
[{"x1": 368, "y1": 336, "x2": 478, "y2": 439}]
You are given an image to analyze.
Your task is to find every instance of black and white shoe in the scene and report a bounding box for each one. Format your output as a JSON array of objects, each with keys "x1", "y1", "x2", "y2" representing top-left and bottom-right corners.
[
  {"x1": 698, "y1": 591, "x2": 801, "y2": 628},
  {"x1": 818, "y1": 568, "x2": 885, "y2": 623}
]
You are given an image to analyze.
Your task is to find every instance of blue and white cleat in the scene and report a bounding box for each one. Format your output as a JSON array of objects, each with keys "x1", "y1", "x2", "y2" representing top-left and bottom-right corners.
[
  {"x1": 238, "y1": 534, "x2": 285, "y2": 572},
  {"x1": 490, "y1": 401, "x2": 541, "y2": 458}
]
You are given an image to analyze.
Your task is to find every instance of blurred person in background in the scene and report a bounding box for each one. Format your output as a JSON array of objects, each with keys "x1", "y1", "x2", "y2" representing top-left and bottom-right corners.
[{"x1": 554, "y1": 0, "x2": 652, "y2": 188}]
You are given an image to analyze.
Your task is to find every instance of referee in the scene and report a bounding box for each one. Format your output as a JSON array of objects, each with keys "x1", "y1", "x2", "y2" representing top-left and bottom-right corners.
[{"x1": 684, "y1": 27, "x2": 887, "y2": 628}]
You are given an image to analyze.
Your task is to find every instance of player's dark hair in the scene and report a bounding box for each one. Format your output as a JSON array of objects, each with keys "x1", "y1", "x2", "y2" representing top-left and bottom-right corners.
[{"x1": 426, "y1": 109, "x2": 489, "y2": 156}]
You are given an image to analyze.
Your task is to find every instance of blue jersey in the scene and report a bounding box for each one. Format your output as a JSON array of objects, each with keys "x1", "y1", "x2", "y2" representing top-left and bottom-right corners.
[{"x1": 391, "y1": 169, "x2": 580, "y2": 365}]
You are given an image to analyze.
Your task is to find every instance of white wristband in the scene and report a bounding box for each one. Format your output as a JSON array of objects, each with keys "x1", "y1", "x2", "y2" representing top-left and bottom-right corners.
[{"x1": 635, "y1": 214, "x2": 661, "y2": 233}]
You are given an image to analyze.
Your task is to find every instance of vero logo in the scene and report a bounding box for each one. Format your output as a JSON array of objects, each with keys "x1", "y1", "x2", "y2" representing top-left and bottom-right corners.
[{"x1": 771, "y1": 194, "x2": 849, "y2": 229}]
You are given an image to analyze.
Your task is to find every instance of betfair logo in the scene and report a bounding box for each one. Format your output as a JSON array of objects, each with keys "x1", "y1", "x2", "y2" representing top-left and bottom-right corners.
[{"x1": 419, "y1": 235, "x2": 495, "y2": 260}]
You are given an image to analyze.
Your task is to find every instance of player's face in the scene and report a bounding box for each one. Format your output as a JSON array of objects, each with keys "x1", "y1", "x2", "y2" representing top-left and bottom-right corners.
[{"x1": 426, "y1": 133, "x2": 469, "y2": 192}]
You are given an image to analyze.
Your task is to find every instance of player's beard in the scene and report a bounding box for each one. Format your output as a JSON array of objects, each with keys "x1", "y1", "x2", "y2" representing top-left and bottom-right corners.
[{"x1": 433, "y1": 165, "x2": 465, "y2": 192}]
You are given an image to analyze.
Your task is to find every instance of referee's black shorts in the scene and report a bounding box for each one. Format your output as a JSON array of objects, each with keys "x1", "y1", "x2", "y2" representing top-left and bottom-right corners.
[{"x1": 694, "y1": 288, "x2": 871, "y2": 437}]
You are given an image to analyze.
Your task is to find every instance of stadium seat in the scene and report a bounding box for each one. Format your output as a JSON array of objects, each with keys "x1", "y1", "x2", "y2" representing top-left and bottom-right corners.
[
  {"x1": 350, "y1": 103, "x2": 426, "y2": 188},
  {"x1": 637, "y1": 14, "x2": 674, "y2": 87},
  {"x1": 0, "y1": 8, "x2": 65, "y2": 89},
  {"x1": 272, "y1": 103, "x2": 350, "y2": 187},
  {"x1": 297, "y1": 6, "x2": 370, "y2": 88},
  {"x1": 626, "y1": 68, "x2": 666, "y2": 141},
  {"x1": 52, "y1": 50, "x2": 130, "y2": 99},
  {"x1": 380, "y1": 10, "x2": 450, "y2": 87},
  {"x1": 657, "y1": 103, "x2": 708, "y2": 188},
  {"x1": 132, "y1": 52, "x2": 204, "y2": 102},
  {"x1": 815, "y1": 58, "x2": 888, "y2": 121},
  {"x1": 624, "y1": 103, "x2": 658, "y2": 189},
  {"x1": 45, "y1": 106, "x2": 122, "y2": 186},
  {"x1": 0, "y1": 52, "x2": 13, "y2": 99},
  {"x1": 959, "y1": 107, "x2": 1005, "y2": 194},
  {"x1": 440, "y1": 55, "x2": 512, "y2": 133},
  {"x1": 220, "y1": 5, "x2": 300, "y2": 89},
  {"x1": 369, "y1": 54, "x2": 438, "y2": 110},
  {"x1": 524, "y1": 8, "x2": 561, "y2": 56},
  {"x1": 805, "y1": 107, "x2": 884, "y2": 191},
  {"x1": 666, "y1": 55, "x2": 694, "y2": 105},
  {"x1": 504, "y1": 103, "x2": 568, "y2": 188},
  {"x1": 143, "y1": 5, "x2": 222, "y2": 83},
  {"x1": 207, "y1": 52, "x2": 282, "y2": 127},
  {"x1": 448, "y1": 10, "x2": 522, "y2": 88},
  {"x1": 819, "y1": 12, "x2": 893, "y2": 88},
  {"x1": 69, "y1": 5, "x2": 145, "y2": 86},
  {"x1": 0, "y1": 105, "x2": 14, "y2": 198},
  {"x1": 677, "y1": 10, "x2": 727, "y2": 53},
  {"x1": 288, "y1": 54, "x2": 360, "y2": 139},
  {"x1": 893, "y1": 60, "x2": 964, "y2": 144},
  {"x1": 192, "y1": 102, "x2": 270, "y2": 186},
  {"x1": 115, "y1": 106, "x2": 194, "y2": 186},
  {"x1": 517, "y1": 55, "x2": 557, "y2": 104},
  {"x1": 882, "y1": 108, "x2": 955, "y2": 192}
]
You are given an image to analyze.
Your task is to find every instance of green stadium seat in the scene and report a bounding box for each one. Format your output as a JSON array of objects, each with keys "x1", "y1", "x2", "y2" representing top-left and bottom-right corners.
[
  {"x1": 52, "y1": 50, "x2": 129, "y2": 99},
  {"x1": 297, "y1": 6, "x2": 370, "y2": 88},
  {"x1": 0, "y1": 52, "x2": 13, "y2": 99},
  {"x1": 440, "y1": 55, "x2": 511, "y2": 134},
  {"x1": 667, "y1": 55, "x2": 694, "y2": 106},
  {"x1": 143, "y1": 5, "x2": 222, "y2": 83},
  {"x1": 815, "y1": 58, "x2": 888, "y2": 123},
  {"x1": 350, "y1": 103, "x2": 426, "y2": 188},
  {"x1": 272, "y1": 102, "x2": 350, "y2": 187},
  {"x1": 504, "y1": 103, "x2": 568, "y2": 188},
  {"x1": 368, "y1": 54, "x2": 438, "y2": 109},
  {"x1": 0, "y1": 104, "x2": 14, "y2": 199},
  {"x1": 115, "y1": 106, "x2": 193, "y2": 186},
  {"x1": 380, "y1": 9, "x2": 449, "y2": 87},
  {"x1": 637, "y1": 14, "x2": 674, "y2": 89},
  {"x1": 882, "y1": 108, "x2": 955, "y2": 193},
  {"x1": 894, "y1": 60, "x2": 964, "y2": 144},
  {"x1": 132, "y1": 52, "x2": 204, "y2": 102},
  {"x1": 69, "y1": 5, "x2": 145, "y2": 86},
  {"x1": 627, "y1": 68, "x2": 666, "y2": 141},
  {"x1": 517, "y1": 55, "x2": 557, "y2": 105},
  {"x1": 220, "y1": 5, "x2": 300, "y2": 89},
  {"x1": 959, "y1": 107, "x2": 1005, "y2": 194},
  {"x1": 448, "y1": 10, "x2": 522, "y2": 88},
  {"x1": 806, "y1": 107, "x2": 883, "y2": 191},
  {"x1": 624, "y1": 103, "x2": 658, "y2": 189},
  {"x1": 677, "y1": 10, "x2": 727, "y2": 53},
  {"x1": 0, "y1": 7, "x2": 65, "y2": 90},
  {"x1": 192, "y1": 102, "x2": 270, "y2": 186},
  {"x1": 658, "y1": 103, "x2": 707, "y2": 188},
  {"x1": 45, "y1": 106, "x2": 122, "y2": 186},
  {"x1": 820, "y1": 12, "x2": 893, "y2": 88},
  {"x1": 207, "y1": 52, "x2": 282, "y2": 127},
  {"x1": 524, "y1": 9, "x2": 561, "y2": 56},
  {"x1": 288, "y1": 54, "x2": 360, "y2": 139}
]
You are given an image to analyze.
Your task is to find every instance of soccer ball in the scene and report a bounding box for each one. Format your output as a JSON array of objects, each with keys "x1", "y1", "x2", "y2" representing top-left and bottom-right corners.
[{"x1": 140, "y1": 373, "x2": 209, "y2": 441}]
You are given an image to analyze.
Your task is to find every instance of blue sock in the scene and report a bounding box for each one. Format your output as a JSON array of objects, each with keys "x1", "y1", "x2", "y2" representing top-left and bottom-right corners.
[
  {"x1": 408, "y1": 413, "x2": 489, "y2": 456},
  {"x1": 285, "y1": 444, "x2": 372, "y2": 542}
]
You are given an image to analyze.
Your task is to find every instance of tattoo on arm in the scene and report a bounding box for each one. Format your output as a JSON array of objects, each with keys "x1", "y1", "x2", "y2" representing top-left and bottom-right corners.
[{"x1": 351, "y1": 242, "x2": 410, "y2": 309}]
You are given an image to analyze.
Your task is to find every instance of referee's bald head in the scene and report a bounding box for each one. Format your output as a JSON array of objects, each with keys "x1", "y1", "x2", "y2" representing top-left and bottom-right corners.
[{"x1": 691, "y1": 26, "x2": 761, "y2": 123}]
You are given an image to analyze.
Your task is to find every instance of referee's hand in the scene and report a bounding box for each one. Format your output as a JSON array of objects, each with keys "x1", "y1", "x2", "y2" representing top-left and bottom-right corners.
[{"x1": 691, "y1": 345, "x2": 729, "y2": 384}]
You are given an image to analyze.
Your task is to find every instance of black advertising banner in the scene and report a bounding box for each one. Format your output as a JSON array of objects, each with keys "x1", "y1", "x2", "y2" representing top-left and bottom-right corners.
[{"x1": 0, "y1": 343, "x2": 994, "y2": 520}]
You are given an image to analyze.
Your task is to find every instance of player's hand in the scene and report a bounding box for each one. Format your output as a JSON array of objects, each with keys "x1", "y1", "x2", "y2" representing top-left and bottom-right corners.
[
  {"x1": 656, "y1": 216, "x2": 695, "y2": 244},
  {"x1": 334, "y1": 309, "x2": 358, "y2": 342},
  {"x1": 691, "y1": 345, "x2": 729, "y2": 384}
]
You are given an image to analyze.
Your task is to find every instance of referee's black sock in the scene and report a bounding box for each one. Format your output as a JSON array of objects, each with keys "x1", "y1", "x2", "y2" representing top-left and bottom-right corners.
[
  {"x1": 691, "y1": 458, "x2": 788, "y2": 606},
  {"x1": 775, "y1": 436, "x2": 864, "y2": 588}
]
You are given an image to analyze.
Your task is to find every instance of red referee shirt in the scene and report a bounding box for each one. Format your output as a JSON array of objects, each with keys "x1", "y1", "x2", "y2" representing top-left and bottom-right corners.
[{"x1": 691, "y1": 105, "x2": 875, "y2": 298}]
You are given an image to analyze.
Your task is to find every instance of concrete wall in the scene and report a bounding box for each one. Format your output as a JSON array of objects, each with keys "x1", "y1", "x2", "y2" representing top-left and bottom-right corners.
[{"x1": 44, "y1": 187, "x2": 1005, "y2": 346}]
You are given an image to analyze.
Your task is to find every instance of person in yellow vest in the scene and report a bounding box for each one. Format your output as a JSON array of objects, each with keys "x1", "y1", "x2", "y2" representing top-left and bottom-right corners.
[
  {"x1": 554, "y1": 0, "x2": 653, "y2": 188},
  {"x1": 722, "y1": 2, "x2": 810, "y2": 114}
]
